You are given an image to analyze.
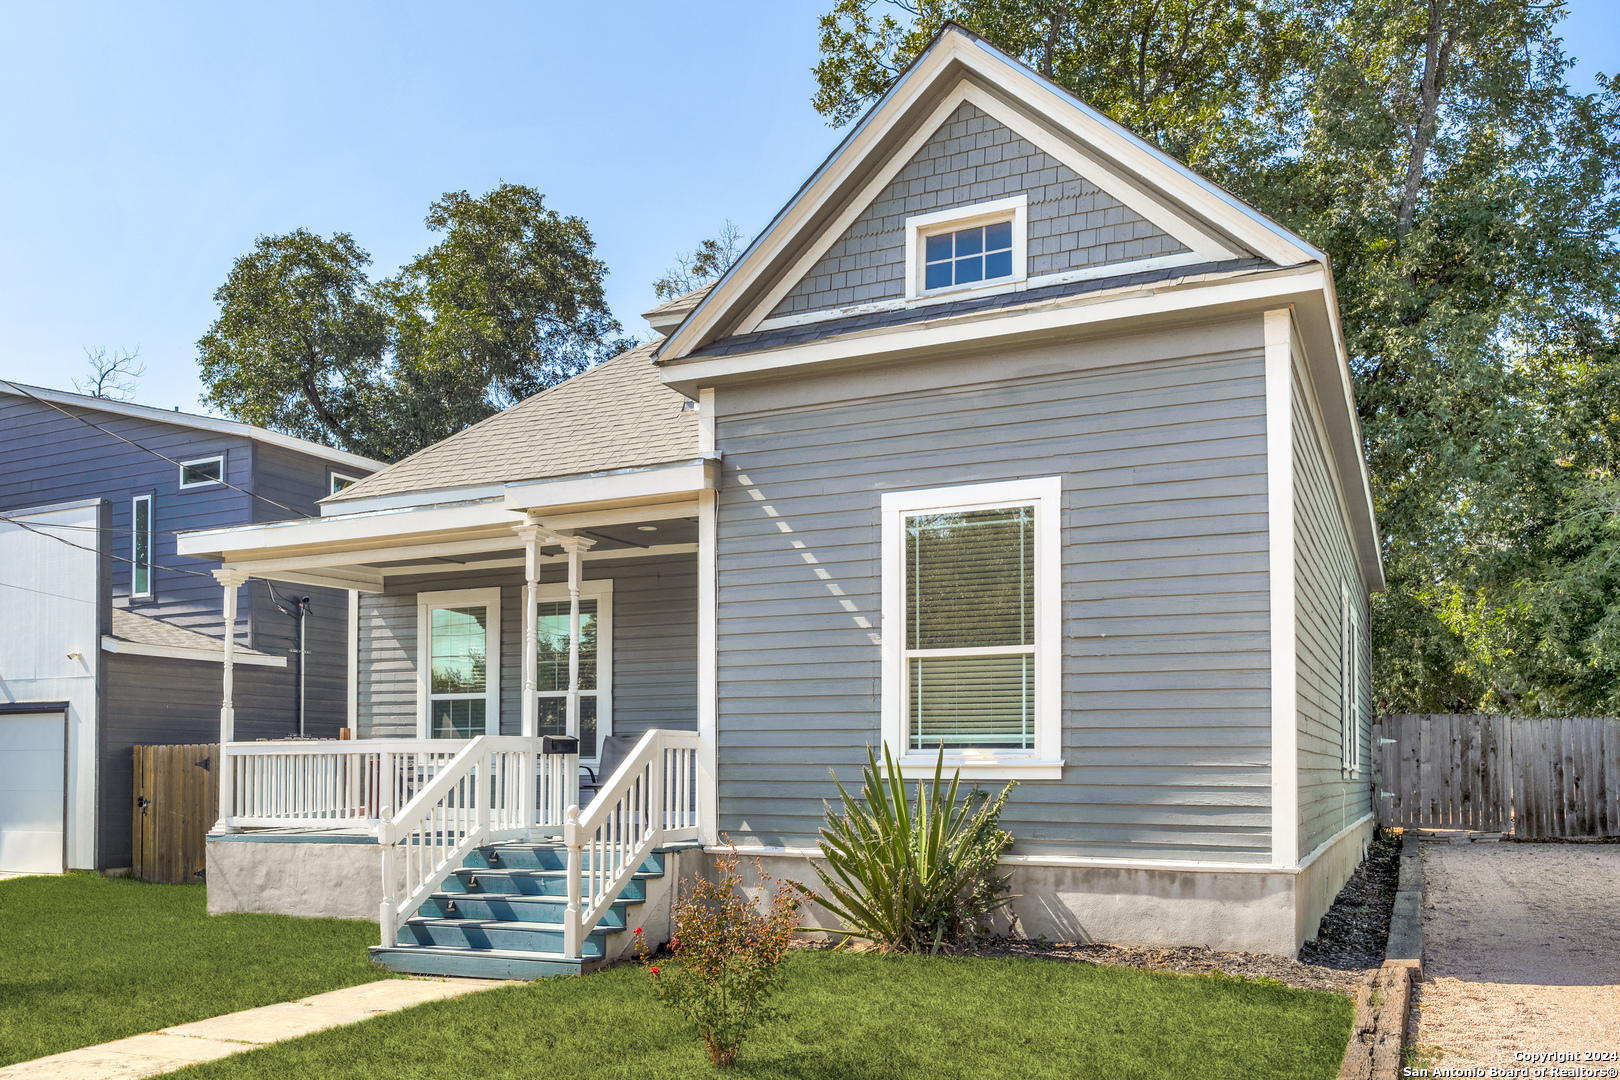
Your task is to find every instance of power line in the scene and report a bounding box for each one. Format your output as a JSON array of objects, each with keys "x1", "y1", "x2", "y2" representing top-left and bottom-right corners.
[
  {"x1": 5, "y1": 515, "x2": 221, "y2": 582},
  {"x1": 0, "y1": 378, "x2": 309, "y2": 517},
  {"x1": 0, "y1": 514, "x2": 196, "y2": 538}
]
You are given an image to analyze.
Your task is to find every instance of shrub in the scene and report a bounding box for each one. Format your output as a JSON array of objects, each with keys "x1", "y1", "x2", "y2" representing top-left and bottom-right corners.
[
  {"x1": 633, "y1": 846, "x2": 802, "y2": 1069},
  {"x1": 799, "y1": 743, "x2": 1016, "y2": 954}
]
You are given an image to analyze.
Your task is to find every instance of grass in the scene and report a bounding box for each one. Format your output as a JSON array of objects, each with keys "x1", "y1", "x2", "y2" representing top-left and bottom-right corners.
[
  {"x1": 0, "y1": 873, "x2": 393, "y2": 1067},
  {"x1": 165, "y1": 950, "x2": 1353, "y2": 1080}
]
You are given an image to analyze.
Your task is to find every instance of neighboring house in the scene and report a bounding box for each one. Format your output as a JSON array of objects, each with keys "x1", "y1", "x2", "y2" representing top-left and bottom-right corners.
[
  {"x1": 177, "y1": 23, "x2": 1379, "y2": 968},
  {"x1": 0, "y1": 382, "x2": 383, "y2": 875}
]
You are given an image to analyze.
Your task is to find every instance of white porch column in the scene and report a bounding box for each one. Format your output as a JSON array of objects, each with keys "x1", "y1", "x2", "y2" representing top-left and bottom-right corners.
[
  {"x1": 212, "y1": 567, "x2": 250, "y2": 833},
  {"x1": 554, "y1": 534, "x2": 595, "y2": 745},
  {"x1": 515, "y1": 525, "x2": 543, "y2": 740},
  {"x1": 696, "y1": 387, "x2": 720, "y2": 845}
]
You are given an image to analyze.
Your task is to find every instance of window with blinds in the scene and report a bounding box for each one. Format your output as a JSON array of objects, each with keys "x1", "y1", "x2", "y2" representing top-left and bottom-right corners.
[{"x1": 904, "y1": 505, "x2": 1035, "y2": 750}]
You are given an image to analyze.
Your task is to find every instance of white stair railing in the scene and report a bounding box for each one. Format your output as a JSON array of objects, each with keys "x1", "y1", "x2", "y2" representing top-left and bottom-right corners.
[
  {"x1": 377, "y1": 736, "x2": 576, "y2": 947},
  {"x1": 563, "y1": 728, "x2": 700, "y2": 957}
]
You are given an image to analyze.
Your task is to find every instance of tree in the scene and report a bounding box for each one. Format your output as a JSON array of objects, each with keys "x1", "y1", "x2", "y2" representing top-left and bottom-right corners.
[
  {"x1": 381, "y1": 185, "x2": 631, "y2": 450},
  {"x1": 72, "y1": 346, "x2": 144, "y2": 400},
  {"x1": 812, "y1": 1, "x2": 1620, "y2": 714},
  {"x1": 198, "y1": 186, "x2": 628, "y2": 461},
  {"x1": 653, "y1": 221, "x2": 748, "y2": 301},
  {"x1": 197, "y1": 230, "x2": 391, "y2": 458}
]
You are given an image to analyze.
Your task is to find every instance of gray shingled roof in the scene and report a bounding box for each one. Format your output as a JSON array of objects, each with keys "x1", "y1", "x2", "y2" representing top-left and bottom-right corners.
[
  {"x1": 680, "y1": 258, "x2": 1275, "y2": 359},
  {"x1": 325, "y1": 341, "x2": 699, "y2": 505},
  {"x1": 110, "y1": 608, "x2": 277, "y2": 660}
]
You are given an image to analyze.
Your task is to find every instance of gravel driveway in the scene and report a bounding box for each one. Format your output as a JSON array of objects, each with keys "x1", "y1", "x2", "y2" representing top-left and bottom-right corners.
[{"x1": 1413, "y1": 841, "x2": 1620, "y2": 1072}]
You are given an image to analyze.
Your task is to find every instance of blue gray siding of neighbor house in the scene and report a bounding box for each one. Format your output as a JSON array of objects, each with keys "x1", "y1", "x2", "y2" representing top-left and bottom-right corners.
[
  {"x1": 355, "y1": 554, "x2": 698, "y2": 742},
  {"x1": 768, "y1": 101, "x2": 1189, "y2": 320},
  {"x1": 711, "y1": 318, "x2": 1274, "y2": 862},
  {"x1": 1292, "y1": 370, "x2": 1374, "y2": 857},
  {"x1": 0, "y1": 392, "x2": 367, "y2": 868}
]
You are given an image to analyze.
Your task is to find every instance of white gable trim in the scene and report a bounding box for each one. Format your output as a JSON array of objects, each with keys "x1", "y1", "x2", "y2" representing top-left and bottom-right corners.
[
  {"x1": 733, "y1": 77, "x2": 1239, "y2": 337},
  {"x1": 661, "y1": 27, "x2": 1316, "y2": 362}
]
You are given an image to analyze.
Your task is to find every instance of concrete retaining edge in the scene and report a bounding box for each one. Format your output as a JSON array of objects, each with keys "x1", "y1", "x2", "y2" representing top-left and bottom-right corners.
[{"x1": 1338, "y1": 831, "x2": 1423, "y2": 1080}]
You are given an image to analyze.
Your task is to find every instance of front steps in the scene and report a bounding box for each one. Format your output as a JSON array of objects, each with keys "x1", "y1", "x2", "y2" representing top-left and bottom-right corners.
[{"x1": 369, "y1": 841, "x2": 680, "y2": 980}]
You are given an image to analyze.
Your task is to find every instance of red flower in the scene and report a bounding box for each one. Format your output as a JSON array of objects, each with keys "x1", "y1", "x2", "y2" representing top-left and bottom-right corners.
[
  {"x1": 634, "y1": 926, "x2": 643, "y2": 935},
  {"x1": 649, "y1": 966, "x2": 659, "y2": 975}
]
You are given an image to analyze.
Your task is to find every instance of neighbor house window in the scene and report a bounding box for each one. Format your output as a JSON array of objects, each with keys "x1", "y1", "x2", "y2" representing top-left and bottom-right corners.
[
  {"x1": 417, "y1": 588, "x2": 501, "y2": 739},
  {"x1": 904, "y1": 194, "x2": 1028, "y2": 300},
  {"x1": 330, "y1": 472, "x2": 362, "y2": 495},
  {"x1": 533, "y1": 580, "x2": 613, "y2": 761},
  {"x1": 130, "y1": 494, "x2": 154, "y2": 598},
  {"x1": 178, "y1": 454, "x2": 224, "y2": 489},
  {"x1": 880, "y1": 477, "x2": 1061, "y2": 778},
  {"x1": 1341, "y1": 581, "x2": 1363, "y2": 775}
]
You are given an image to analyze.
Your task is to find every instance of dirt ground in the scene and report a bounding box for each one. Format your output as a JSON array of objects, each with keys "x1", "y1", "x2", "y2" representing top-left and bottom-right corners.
[{"x1": 1412, "y1": 840, "x2": 1620, "y2": 1072}]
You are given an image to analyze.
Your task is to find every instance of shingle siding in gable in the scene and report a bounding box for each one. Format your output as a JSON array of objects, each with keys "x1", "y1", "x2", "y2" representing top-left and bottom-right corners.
[
  {"x1": 713, "y1": 320, "x2": 1273, "y2": 862},
  {"x1": 1293, "y1": 369, "x2": 1374, "y2": 857},
  {"x1": 768, "y1": 102, "x2": 1188, "y2": 320}
]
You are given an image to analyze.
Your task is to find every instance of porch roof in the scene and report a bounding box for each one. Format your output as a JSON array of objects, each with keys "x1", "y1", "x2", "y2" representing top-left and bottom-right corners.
[{"x1": 321, "y1": 341, "x2": 698, "y2": 509}]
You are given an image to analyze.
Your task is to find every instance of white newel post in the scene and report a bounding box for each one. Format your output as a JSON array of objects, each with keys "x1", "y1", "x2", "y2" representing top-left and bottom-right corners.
[
  {"x1": 563, "y1": 803, "x2": 583, "y2": 958},
  {"x1": 212, "y1": 568, "x2": 249, "y2": 833}
]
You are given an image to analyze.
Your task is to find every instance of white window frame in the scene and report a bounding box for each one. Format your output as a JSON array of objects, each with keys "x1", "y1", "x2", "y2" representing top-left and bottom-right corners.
[
  {"x1": 903, "y1": 194, "x2": 1028, "y2": 301},
  {"x1": 880, "y1": 476, "x2": 1063, "y2": 779},
  {"x1": 130, "y1": 493, "x2": 154, "y2": 598},
  {"x1": 416, "y1": 587, "x2": 502, "y2": 740},
  {"x1": 1341, "y1": 580, "x2": 1362, "y2": 775},
  {"x1": 177, "y1": 453, "x2": 225, "y2": 490},
  {"x1": 532, "y1": 579, "x2": 614, "y2": 764},
  {"x1": 330, "y1": 471, "x2": 363, "y2": 495}
]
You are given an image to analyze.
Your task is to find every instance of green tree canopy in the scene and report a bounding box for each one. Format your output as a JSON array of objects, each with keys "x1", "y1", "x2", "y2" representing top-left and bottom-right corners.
[
  {"x1": 814, "y1": 1, "x2": 1620, "y2": 714},
  {"x1": 198, "y1": 186, "x2": 629, "y2": 462}
]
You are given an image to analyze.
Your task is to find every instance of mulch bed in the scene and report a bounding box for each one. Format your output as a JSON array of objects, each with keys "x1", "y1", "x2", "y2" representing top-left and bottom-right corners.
[{"x1": 1299, "y1": 826, "x2": 1403, "y2": 970}]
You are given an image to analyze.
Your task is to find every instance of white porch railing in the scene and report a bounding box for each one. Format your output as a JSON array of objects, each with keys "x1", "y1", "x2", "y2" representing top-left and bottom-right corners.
[
  {"x1": 563, "y1": 728, "x2": 700, "y2": 957},
  {"x1": 224, "y1": 739, "x2": 467, "y2": 829},
  {"x1": 376, "y1": 735, "x2": 577, "y2": 945}
]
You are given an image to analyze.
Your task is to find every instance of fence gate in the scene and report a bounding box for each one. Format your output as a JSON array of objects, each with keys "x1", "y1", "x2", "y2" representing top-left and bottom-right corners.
[
  {"x1": 132, "y1": 743, "x2": 219, "y2": 883},
  {"x1": 1373, "y1": 714, "x2": 1620, "y2": 838}
]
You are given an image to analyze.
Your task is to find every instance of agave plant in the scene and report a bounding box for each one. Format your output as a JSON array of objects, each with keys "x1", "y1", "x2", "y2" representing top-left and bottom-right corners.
[{"x1": 798, "y1": 743, "x2": 1016, "y2": 953}]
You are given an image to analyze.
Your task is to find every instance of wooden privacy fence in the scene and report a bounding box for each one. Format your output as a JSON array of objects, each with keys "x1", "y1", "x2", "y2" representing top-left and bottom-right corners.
[
  {"x1": 133, "y1": 743, "x2": 218, "y2": 884},
  {"x1": 1373, "y1": 714, "x2": 1620, "y2": 838}
]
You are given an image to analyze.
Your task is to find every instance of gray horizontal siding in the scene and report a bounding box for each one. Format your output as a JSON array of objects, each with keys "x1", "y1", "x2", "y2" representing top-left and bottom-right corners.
[
  {"x1": 1293, "y1": 369, "x2": 1374, "y2": 857},
  {"x1": 770, "y1": 100, "x2": 1187, "y2": 319},
  {"x1": 713, "y1": 320, "x2": 1273, "y2": 861},
  {"x1": 356, "y1": 555, "x2": 697, "y2": 742},
  {"x1": 99, "y1": 652, "x2": 302, "y2": 869}
]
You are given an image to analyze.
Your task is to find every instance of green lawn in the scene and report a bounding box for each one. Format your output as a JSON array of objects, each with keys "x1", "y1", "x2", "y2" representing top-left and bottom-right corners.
[
  {"x1": 0, "y1": 874, "x2": 393, "y2": 1067},
  {"x1": 164, "y1": 951, "x2": 1352, "y2": 1080}
]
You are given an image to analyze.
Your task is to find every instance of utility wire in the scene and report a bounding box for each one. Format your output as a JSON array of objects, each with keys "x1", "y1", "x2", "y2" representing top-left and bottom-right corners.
[
  {"x1": 5, "y1": 515, "x2": 221, "y2": 582},
  {"x1": 0, "y1": 377, "x2": 311, "y2": 517},
  {"x1": 0, "y1": 514, "x2": 196, "y2": 538}
]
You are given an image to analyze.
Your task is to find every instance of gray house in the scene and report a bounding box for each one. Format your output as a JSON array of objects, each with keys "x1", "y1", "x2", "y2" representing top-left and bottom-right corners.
[
  {"x1": 179, "y1": 24, "x2": 1379, "y2": 970},
  {"x1": 0, "y1": 382, "x2": 382, "y2": 874}
]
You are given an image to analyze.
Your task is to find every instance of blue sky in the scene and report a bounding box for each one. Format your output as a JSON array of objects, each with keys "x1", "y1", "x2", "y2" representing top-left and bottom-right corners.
[{"x1": 1, "y1": 1, "x2": 1615, "y2": 416}]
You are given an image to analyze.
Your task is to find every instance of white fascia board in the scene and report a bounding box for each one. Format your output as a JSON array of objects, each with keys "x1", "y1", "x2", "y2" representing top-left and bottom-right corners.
[
  {"x1": 658, "y1": 27, "x2": 1315, "y2": 361},
  {"x1": 319, "y1": 484, "x2": 508, "y2": 517},
  {"x1": 176, "y1": 499, "x2": 522, "y2": 561},
  {"x1": 502, "y1": 459, "x2": 716, "y2": 513},
  {"x1": 101, "y1": 636, "x2": 288, "y2": 668},
  {"x1": 665, "y1": 264, "x2": 1324, "y2": 387},
  {"x1": 0, "y1": 380, "x2": 386, "y2": 473}
]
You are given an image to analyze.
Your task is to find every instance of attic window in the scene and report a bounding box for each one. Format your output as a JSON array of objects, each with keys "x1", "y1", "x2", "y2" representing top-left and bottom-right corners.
[
  {"x1": 178, "y1": 455, "x2": 224, "y2": 489},
  {"x1": 905, "y1": 195, "x2": 1028, "y2": 300},
  {"x1": 330, "y1": 472, "x2": 362, "y2": 495}
]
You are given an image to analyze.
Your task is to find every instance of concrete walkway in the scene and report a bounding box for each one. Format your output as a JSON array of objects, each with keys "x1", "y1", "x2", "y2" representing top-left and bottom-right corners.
[{"x1": 0, "y1": 976, "x2": 514, "y2": 1079}]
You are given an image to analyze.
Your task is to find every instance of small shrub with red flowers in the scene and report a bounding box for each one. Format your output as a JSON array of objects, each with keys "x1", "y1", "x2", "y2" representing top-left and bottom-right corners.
[{"x1": 633, "y1": 845, "x2": 802, "y2": 1068}]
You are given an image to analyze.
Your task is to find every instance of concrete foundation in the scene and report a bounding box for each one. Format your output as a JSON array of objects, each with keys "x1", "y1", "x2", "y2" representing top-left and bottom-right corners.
[
  {"x1": 207, "y1": 832, "x2": 392, "y2": 921},
  {"x1": 709, "y1": 814, "x2": 1376, "y2": 958}
]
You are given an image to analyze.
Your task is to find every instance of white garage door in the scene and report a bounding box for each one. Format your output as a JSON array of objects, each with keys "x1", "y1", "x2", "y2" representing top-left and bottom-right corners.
[{"x1": 0, "y1": 712, "x2": 66, "y2": 875}]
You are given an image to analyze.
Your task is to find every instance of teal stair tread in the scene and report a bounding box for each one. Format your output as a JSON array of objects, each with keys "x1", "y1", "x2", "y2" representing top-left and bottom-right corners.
[
  {"x1": 405, "y1": 916, "x2": 622, "y2": 936},
  {"x1": 369, "y1": 944, "x2": 589, "y2": 979},
  {"x1": 428, "y1": 891, "x2": 634, "y2": 908},
  {"x1": 454, "y1": 868, "x2": 660, "y2": 879}
]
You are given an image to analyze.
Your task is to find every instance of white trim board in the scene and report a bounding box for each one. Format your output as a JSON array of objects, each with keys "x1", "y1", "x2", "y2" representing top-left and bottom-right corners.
[
  {"x1": 100, "y1": 636, "x2": 288, "y2": 668},
  {"x1": 1265, "y1": 308, "x2": 1299, "y2": 867},
  {"x1": 709, "y1": 844, "x2": 1311, "y2": 877}
]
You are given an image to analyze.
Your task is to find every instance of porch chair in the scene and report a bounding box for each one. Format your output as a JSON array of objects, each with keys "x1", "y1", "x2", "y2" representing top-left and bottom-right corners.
[{"x1": 578, "y1": 734, "x2": 639, "y2": 803}]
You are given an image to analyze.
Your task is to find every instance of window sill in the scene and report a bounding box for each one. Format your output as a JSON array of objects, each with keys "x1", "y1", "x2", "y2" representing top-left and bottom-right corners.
[{"x1": 897, "y1": 757, "x2": 1064, "y2": 781}]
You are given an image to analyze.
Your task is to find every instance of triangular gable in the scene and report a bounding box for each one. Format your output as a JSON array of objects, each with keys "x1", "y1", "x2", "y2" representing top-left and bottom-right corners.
[
  {"x1": 658, "y1": 23, "x2": 1320, "y2": 360},
  {"x1": 766, "y1": 99, "x2": 1194, "y2": 324}
]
